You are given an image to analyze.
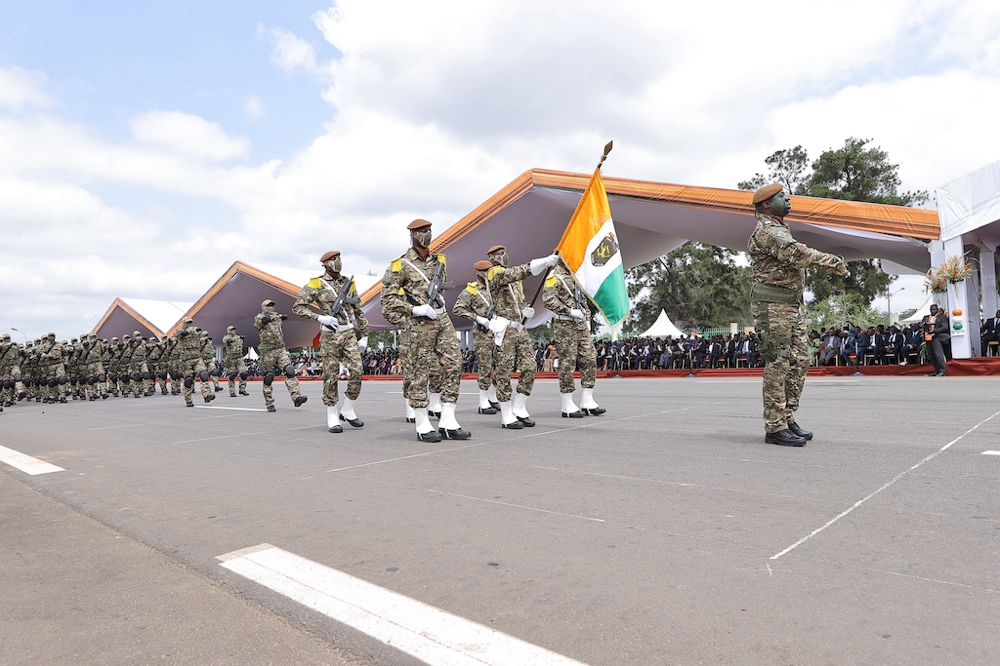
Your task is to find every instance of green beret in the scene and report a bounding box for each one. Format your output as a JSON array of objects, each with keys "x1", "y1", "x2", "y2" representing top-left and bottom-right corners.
[{"x1": 752, "y1": 183, "x2": 784, "y2": 205}]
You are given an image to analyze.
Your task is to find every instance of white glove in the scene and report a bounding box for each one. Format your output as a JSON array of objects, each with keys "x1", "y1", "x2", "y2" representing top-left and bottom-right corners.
[
  {"x1": 521, "y1": 306, "x2": 535, "y2": 320},
  {"x1": 357, "y1": 335, "x2": 368, "y2": 352},
  {"x1": 317, "y1": 315, "x2": 337, "y2": 328},
  {"x1": 529, "y1": 253, "x2": 559, "y2": 276},
  {"x1": 488, "y1": 318, "x2": 506, "y2": 334},
  {"x1": 412, "y1": 303, "x2": 437, "y2": 319},
  {"x1": 475, "y1": 316, "x2": 490, "y2": 328},
  {"x1": 569, "y1": 308, "x2": 585, "y2": 320}
]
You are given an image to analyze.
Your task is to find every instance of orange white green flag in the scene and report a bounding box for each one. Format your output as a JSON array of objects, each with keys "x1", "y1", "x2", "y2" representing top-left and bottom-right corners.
[{"x1": 555, "y1": 167, "x2": 629, "y2": 327}]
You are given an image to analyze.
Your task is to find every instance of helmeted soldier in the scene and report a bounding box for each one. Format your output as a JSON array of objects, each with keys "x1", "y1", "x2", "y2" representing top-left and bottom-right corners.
[
  {"x1": 199, "y1": 330, "x2": 223, "y2": 393},
  {"x1": 86, "y1": 332, "x2": 108, "y2": 400},
  {"x1": 253, "y1": 299, "x2": 307, "y2": 412},
  {"x1": 380, "y1": 219, "x2": 470, "y2": 441},
  {"x1": 452, "y1": 260, "x2": 500, "y2": 414},
  {"x1": 293, "y1": 250, "x2": 369, "y2": 433},
  {"x1": 484, "y1": 245, "x2": 559, "y2": 428},
  {"x1": 43, "y1": 333, "x2": 68, "y2": 403},
  {"x1": 222, "y1": 326, "x2": 249, "y2": 397},
  {"x1": 748, "y1": 183, "x2": 847, "y2": 446},
  {"x1": 175, "y1": 317, "x2": 215, "y2": 406},
  {"x1": 543, "y1": 258, "x2": 605, "y2": 418}
]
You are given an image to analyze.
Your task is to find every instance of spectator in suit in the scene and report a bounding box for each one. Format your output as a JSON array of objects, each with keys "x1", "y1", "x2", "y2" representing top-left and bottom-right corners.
[
  {"x1": 872, "y1": 325, "x2": 887, "y2": 364},
  {"x1": 982, "y1": 310, "x2": 1000, "y2": 354},
  {"x1": 922, "y1": 305, "x2": 950, "y2": 376},
  {"x1": 885, "y1": 326, "x2": 904, "y2": 364},
  {"x1": 819, "y1": 328, "x2": 842, "y2": 365}
]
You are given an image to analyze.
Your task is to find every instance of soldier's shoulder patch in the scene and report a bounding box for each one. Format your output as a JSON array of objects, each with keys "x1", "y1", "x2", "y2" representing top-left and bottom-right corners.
[
  {"x1": 465, "y1": 282, "x2": 478, "y2": 295},
  {"x1": 390, "y1": 257, "x2": 402, "y2": 272},
  {"x1": 307, "y1": 276, "x2": 322, "y2": 289},
  {"x1": 486, "y1": 265, "x2": 504, "y2": 281},
  {"x1": 436, "y1": 253, "x2": 447, "y2": 266},
  {"x1": 397, "y1": 287, "x2": 405, "y2": 296},
  {"x1": 544, "y1": 274, "x2": 558, "y2": 288}
]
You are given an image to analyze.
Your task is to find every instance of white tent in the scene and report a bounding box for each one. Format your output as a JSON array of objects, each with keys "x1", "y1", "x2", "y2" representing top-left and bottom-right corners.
[
  {"x1": 640, "y1": 310, "x2": 683, "y2": 338},
  {"x1": 900, "y1": 296, "x2": 933, "y2": 325}
]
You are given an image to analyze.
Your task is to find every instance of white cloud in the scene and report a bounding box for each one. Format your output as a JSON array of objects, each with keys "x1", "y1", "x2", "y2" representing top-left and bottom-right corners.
[
  {"x1": 262, "y1": 25, "x2": 318, "y2": 74},
  {"x1": 0, "y1": 65, "x2": 54, "y2": 109},
  {"x1": 245, "y1": 95, "x2": 264, "y2": 120},
  {"x1": 129, "y1": 110, "x2": 251, "y2": 161}
]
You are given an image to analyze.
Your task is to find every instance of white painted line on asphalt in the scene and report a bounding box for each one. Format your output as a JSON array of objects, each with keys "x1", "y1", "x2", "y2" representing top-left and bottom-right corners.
[
  {"x1": 326, "y1": 442, "x2": 484, "y2": 473},
  {"x1": 428, "y1": 489, "x2": 604, "y2": 523},
  {"x1": 0, "y1": 445, "x2": 65, "y2": 475},
  {"x1": 771, "y1": 408, "x2": 1000, "y2": 561},
  {"x1": 174, "y1": 431, "x2": 268, "y2": 444},
  {"x1": 983, "y1": 451, "x2": 1000, "y2": 456},
  {"x1": 88, "y1": 420, "x2": 170, "y2": 430},
  {"x1": 194, "y1": 405, "x2": 269, "y2": 412},
  {"x1": 218, "y1": 544, "x2": 589, "y2": 666}
]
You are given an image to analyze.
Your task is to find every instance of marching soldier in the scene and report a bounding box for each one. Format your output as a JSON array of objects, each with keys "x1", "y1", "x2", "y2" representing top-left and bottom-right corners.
[
  {"x1": 748, "y1": 183, "x2": 846, "y2": 446},
  {"x1": 253, "y1": 299, "x2": 307, "y2": 412},
  {"x1": 0, "y1": 334, "x2": 14, "y2": 409},
  {"x1": 86, "y1": 333, "x2": 108, "y2": 400},
  {"x1": 542, "y1": 258, "x2": 605, "y2": 417},
  {"x1": 222, "y1": 326, "x2": 249, "y2": 397},
  {"x1": 293, "y1": 251, "x2": 369, "y2": 433},
  {"x1": 199, "y1": 330, "x2": 223, "y2": 393},
  {"x1": 484, "y1": 245, "x2": 559, "y2": 428},
  {"x1": 44, "y1": 333, "x2": 68, "y2": 403},
  {"x1": 380, "y1": 219, "x2": 470, "y2": 441},
  {"x1": 175, "y1": 317, "x2": 215, "y2": 406},
  {"x1": 452, "y1": 260, "x2": 499, "y2": 414}
]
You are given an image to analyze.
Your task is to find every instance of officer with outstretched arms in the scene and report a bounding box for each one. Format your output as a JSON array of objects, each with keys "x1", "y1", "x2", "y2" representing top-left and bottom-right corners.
[
  {"x1": 293, "y1": 250, "x2": 370, "y2": 434},
  {"x1": 222, "y1": 326, "x2": 249, "y2": 397},
  {"x1": 254, "y1": 299, "x2": 307, "y2": 412},
  {"x1": 542, "y1": 257, "x2": 606, "y2": 418},
  {"x1": 452, "y1": 260, "x2": 500, "y2": 415},
  {"x1": 380, "y1": 219, "x2": 470, "y2": 442},
  {"x1": 748, "y1": 183, "x2": 847, "y2": 446},
  {"x1": 484, "y1": 245, "x2": 559, "y2": 429}
]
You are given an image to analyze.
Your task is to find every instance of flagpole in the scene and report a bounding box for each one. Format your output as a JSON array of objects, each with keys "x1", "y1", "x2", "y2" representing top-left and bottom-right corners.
[{"x1": 523, "y1": 142, "x2": 614, "y2": 323}]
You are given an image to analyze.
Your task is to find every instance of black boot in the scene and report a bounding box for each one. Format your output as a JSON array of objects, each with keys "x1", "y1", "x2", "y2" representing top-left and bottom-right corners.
[
  {"x1": 765, "y1": 429, "x2": 806, "y2": 447},
  {"x1": 438, "y1": 426, "x2": 472, "y2": 440},
  {"x1": 787, "y1": 421, "x2": 813, "y2": 441}
]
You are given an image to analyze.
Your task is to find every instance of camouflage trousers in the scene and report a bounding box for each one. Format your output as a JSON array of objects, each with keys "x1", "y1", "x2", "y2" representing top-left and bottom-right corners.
[
  {"x1": 129, "y1": 361, "x2": 152, "y2": 396},
  {"x1": 178, "y1": 356, "x2": 210, "y2": 402},
  {"x1": 404, "y1": 314, "x2": 461, "y2": 409},
  {"x1": 48, "y1": 363, "x2": 68, "y2": 400},
  {"x1": 259, "y1": 348, "x2": 302, "y2": 407},
  {"x1": 318, "y1": 329, "x2": 363, "y2": 407},
  {"x1": 472, "y1": 330, "x2": 495, "y2": 391},
  {"x1": 204, "y1": 360, "x2": 221, "y2": 391},
  {"x1": 494, "y1": 326, "x2": 535, "y2": 403},
  {"x1": 553, "y1": 320, "x2": 597, "y2": 393},
  {"x1": 752, "y1": 300, "x2": 809, "y2": 433},
  {"x1": 225, "y1": 357, "x2": 247, "y2": 395}
]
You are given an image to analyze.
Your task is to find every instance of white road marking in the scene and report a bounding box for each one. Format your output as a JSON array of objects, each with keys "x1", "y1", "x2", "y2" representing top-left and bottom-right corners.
[
  {"x1": 771, "y1": 408, "x2": 1000, "y2": 561},
  {"x1": 218, "y1": 544, "x2": 589, "y2": 666},
  {"x1": 0, "y1": 445, "x2": 65, "y2": 475},
  {"x1": 326, "y1": 442, "x2": 484, "y2": 473},
  {"x1": 983, "y1": 451, "x2": 1000, "y2": 456},
  {"x1": 194, "y1": 405, "x2": 268, "y2": 412}
]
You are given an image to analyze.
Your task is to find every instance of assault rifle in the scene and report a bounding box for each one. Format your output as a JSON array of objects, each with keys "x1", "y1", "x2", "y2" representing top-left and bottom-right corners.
[
  {"x1": 329, "y1": 275, "x2": 361, "y2": 319},
  {"x1": 426, "y1": 259, "x2": 455, "y2": 309}
]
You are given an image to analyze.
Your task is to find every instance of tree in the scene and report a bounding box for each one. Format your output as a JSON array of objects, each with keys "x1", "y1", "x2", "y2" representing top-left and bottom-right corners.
[
  {"x1": 737, "y1": 145, "x2": 811, "y2": 195},
  {"x1": 626, "y1": 242, "x2": 750, "y2": 334}
]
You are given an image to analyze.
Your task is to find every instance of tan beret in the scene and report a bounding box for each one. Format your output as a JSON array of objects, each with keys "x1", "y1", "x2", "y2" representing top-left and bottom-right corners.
[
  {"x1": 473, "y1": 260, "x2": 493, "y2": 271},
  {"x1": 407, "y1": 219, "x2": 432, "y2": 230},
  {"x1": 487, "y1": 245, "x2": 506, "y2": 255},
  {"x1": 320, "y1": 251, "x2": 340, "y2": 262},
  {"x1": 752, "y1": 183, "x2": 784, "y2": 205}
]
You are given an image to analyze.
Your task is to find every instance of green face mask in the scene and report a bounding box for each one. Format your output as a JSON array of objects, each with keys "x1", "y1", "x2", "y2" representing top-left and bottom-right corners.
[{"x1": 768, "y1": 191, "x2": 791, "y2": 217}]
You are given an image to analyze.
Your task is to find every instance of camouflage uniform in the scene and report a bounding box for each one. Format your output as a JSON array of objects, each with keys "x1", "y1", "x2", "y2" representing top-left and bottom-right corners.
[
  {"x1": 128, "y1": 332, "x2": 151, "y2": 397},
  {"x1": 380, "y1": 248, "x2": 462, "y2": 409},
  {"x1": 748, "y1": 210, "x2": 845, "y2": 433},
  {"x1": 293, "y1": 273, "x2": 368, "y2": 408},
  {"x1": 85, "y1": 334, "x2": 107, "y2": 399},
  {"x1": 543, "y1": 262, "x2": 598, "y2": 394},
  {"x1": 253, "y1": 303, "x2": 304, "y2": 409},
  {"x1": 199, "y1": 332, "x2": 222, "y2": 393},
  {"x1": 221, "y1": 327, "x2": 248, "y2": 397},
  {"x1": 166, "y1": 336, "x2": 182, "y2": 395},
  {"x1": 452, "y1": 281, "x2": 495, "y2": 392},
  {"x1": 0, "y1": 335, "x2": 14, "y2": 408},
  {"x1": 175, "y1": 318, "x2": 212, "y2": 405},
  {"x1": 44, "y1": 335, "x2": 68, "y2": 403},
  {"x1": 486, "y1": 262, "x2": 535, "y2": 403}
]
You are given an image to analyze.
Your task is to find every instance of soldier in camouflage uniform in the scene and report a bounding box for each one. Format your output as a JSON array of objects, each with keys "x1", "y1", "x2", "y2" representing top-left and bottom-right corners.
[
  {"x1": 86, "y1": 333, "x2": 108, "y2": 400},
  {"x1": 542, "y1": 258, "x2": 606, "y2": 418},
  {"x1": 105, "y1": 337, "x2": 120, "y2": 396},
  {"x1": 452, "y1": 260, "x2": 499, "y2": 415},
  {"x1": 175, "y1": 316, "x2": 215, "y2": 406},
  {"x1": 0, "y1": 334, "x2": 14, "y2": 410},
  {"x1": 146, "y1": 337, "x2": 166, "y2": 395},
  {"x1": 166, "y1": 334, "x2": 183, "y2": 395},
  {"x1": 253, "y1": 299, "x2": 307, "y2": 412},
  {"x1": 748, "y1": 183, "x2": 847, "y2": 447},
  {"x1": 127, "y1": 331, "x2": 151, "y2": 397},
  {"x1": 44, "y1": 333, "x2": 69, "y2": 403},
  {"x1": 380, "y1": 219, "x2": 470, "y2": 442},
  {"x1": 484, "y1": 245, "x2": 559, "y2": 429},
  {"x1": 199, "y1": 331, "x2": 223, "y2": 393},
  {"x1": 222, "y1": 326, "x2": 249, "y2": 397},
  {"x1": 293, "y1": 251, "x2": 369, "y2": 433}
]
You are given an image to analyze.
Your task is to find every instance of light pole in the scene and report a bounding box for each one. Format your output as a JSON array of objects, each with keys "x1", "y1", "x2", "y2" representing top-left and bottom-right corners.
[
  {"x1": 886, "y1": 287, "x2": 905, "y2": 325},
  {"x1": 11, "y1": 327, "x2": 27, "y2": 344}
]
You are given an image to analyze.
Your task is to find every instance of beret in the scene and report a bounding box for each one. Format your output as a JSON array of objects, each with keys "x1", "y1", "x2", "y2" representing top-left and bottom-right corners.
[
  {"x1": 752, "y1": 183, "x2": 784, "y2": 205},
  {"x1": 407, "y1": 219, "x2": 432, "y2": 230},
  {"x1": 320, "y1": 251, "x2": 340, "y2": 262},
  {"x1": 487, "y1": 245, "x2": 506, "y2": 255},
  {"x1": 473, "y1": 260, "x2": 493, "y2": 271}
]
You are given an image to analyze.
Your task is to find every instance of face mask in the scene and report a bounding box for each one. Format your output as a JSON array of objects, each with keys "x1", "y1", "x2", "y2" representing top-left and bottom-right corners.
[
  {"x1": 411, "y1": 229, "x2": 432, "y2": 248},
  {"x1": 263, "y1": 305, "x2": 275, "y2": 314},
  {"x1": 769, "y1": 191, "x2": 791, "y2": 217},
  {"x1": 492, "y1": 251, "x2": 509, "y2": 268},
  {"x1": 324, "y1": 257, "x2": 342, "y2": 273}
]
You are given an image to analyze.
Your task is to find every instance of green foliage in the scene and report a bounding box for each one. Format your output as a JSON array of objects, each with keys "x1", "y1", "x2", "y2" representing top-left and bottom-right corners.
[
  {"x1": 805, "y1": 293, "x2": 882, "y2": 333},
  {"x1": 626, "y1": 242, "x2": 750, "y2": 334},
  {"x1": 738, "y1": 145, "x2": 811, "y2": 194},
  {"x1": 367, "y1": 330, "x2": 396, "y2": 349}
]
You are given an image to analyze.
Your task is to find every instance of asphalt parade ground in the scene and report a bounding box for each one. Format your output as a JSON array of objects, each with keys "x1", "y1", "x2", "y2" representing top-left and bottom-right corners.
[{"x1": 2, "y1": 375, "x2": 998, "y2": 665}]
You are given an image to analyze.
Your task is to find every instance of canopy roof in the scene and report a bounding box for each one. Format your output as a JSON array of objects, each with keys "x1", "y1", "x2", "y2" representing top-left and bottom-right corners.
[
  {"x1": 360, "y1": 168, "x2": 939, "y2": 330},
  {"x1": 936, "y1": 158, "x2": 1000, "y2": 247},
  {"x1": 900, "y1": 296, "x2": 934, "y2": 325},
  {"x1": 94, "y1": 297, "x2": 193, "y2": 340},
  {"x1": 639, "y1": 310, "x2": 684, "y2": 338}
]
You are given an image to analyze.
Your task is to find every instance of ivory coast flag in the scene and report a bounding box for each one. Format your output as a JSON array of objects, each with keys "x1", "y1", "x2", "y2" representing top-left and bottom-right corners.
[{"x1": 555, "y1": 167, "x2": 629, "y2": 327}]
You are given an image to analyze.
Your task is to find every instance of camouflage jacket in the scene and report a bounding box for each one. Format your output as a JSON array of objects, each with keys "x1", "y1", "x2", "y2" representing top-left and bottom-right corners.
[
  {"x1": 175, "y1": 323, "x2": 203, "y2": 360},
  {"x1": 293, "y1": 273, "x2": 369, "y2": 334},
  {"x1": 254, "y1": 312, "x2": 287, "y2": 351},
  {"x1": 543, "y1": 262, "x2": 590, "y2": 320},
  {"x1": 452, "y1": 282, "x2": 492, "y2": 322},
  {"x1": 380, "y1": 248, "x2": 452, "y2": 325},
  {"x1": 486, "y1": 262, "x2": 531, "y2": 321},
  {"x1": 200, "y1": 337, "x2": 215, "y2": 365},
  {"x1": 222, "y1": 333, "x2": 244, "y2": 361},
  {"x1": 748, "y1": 212, "x2": 845, "y2": 295}
]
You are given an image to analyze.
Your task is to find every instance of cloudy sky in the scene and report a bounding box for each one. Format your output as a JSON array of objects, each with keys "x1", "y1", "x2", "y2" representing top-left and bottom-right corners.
[{"x1": 3, "y1": 0, "x2": 1000, "y2": 339}]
